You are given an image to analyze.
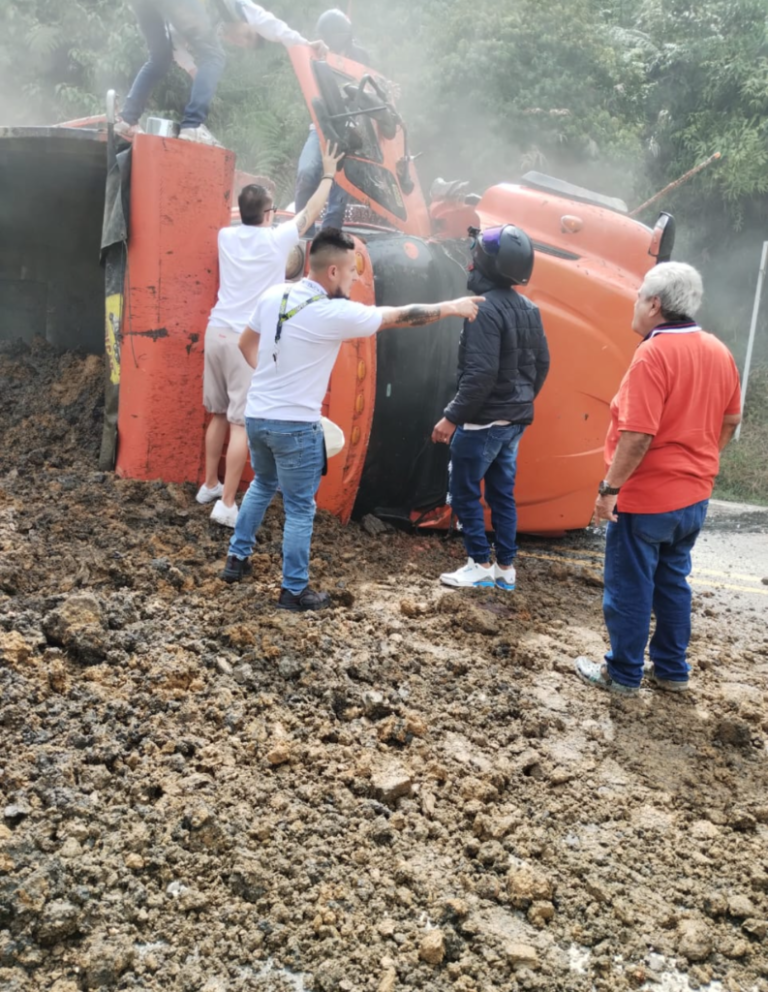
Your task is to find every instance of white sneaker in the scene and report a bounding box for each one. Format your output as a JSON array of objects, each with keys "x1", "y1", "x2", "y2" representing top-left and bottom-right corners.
[
  {"x1": 495, "y1": 563, "x2": 516, "y2": 591},
  {"x1": 210, "y1": 499, "x2": 238, "y2": 528},
  {"x1": 178, "y1": 124, "x2": 223, "y2": 147},
  {"x1": 114, "y1": 118, "x2": 144, "y2": 140},
  {"x1": 196, "y1": 482, "x2": 224, "y2": 504},
  {"x1": 440, "y1": 558, "x2": 496, "y2": 589}
]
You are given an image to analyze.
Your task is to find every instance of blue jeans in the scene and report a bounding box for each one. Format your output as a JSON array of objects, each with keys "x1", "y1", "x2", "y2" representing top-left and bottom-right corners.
[
  {"x1": 229, "y1": 419, "x2": 325, "y2": 594},
  {"x1": 122, "y1": 0, "x2": 226, "y2": 128},
  {"x1": 603, "y1": 500, "x2": 709, "y2": 688},
  {"x1": 449, "y1": 424, "x2": 526, "y2": 566},
  {"x1": 294, "y1": 128, "x2": 349, "y2": 232}
]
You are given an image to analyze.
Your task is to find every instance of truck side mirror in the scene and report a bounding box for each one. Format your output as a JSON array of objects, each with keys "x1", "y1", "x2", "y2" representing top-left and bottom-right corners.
[{"x1": 649, "y1": 212, "x2": 675, "y2": 264}]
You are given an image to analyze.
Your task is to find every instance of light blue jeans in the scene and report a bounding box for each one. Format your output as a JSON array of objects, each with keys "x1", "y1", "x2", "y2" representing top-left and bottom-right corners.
[
  {"x1": 123, "y1": 0, "x2": 226, "y2": 128},
  {"x1": 228, "y1": 419, "x2": 324, "y2": 594},
  {"x1": 449, "y1": 423, "x2": 526, "y2": 565},
  {"x1": 294, "y1": 128, "x2": 349, "y2": 232}
]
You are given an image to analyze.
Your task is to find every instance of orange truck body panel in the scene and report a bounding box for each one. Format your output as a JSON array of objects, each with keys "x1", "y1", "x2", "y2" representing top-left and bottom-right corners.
[
  {"x1": 115, "y1": 135, "x2": 375, "y2": 525},
  {"x1": 318, "y1": 247, "x2": 377, "y2": 523},
  {"x1": 289, "y1": 47, "x2": 431, "y2": 238},
  {"x1": 115, "y1": 136, "x2": 235, "y2": 484},
  {"x1": 459, "y1": 184, "x2": 654, "y2": 533}
]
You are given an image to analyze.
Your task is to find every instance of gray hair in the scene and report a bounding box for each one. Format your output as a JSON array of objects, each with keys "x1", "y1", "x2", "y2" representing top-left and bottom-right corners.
[{"x1": 640, "y1": 261, "x2": 703, "y2": 318}]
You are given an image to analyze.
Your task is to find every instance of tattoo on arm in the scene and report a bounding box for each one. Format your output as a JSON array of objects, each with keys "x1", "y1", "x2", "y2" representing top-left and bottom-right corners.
[
  {"x1": 382, "y1": 305, "x2": 442, "y2": 329},
  {"x1": 402, "y1": 306, "x2": 441, "y2": 326},
  {"x1": 294, "y1": 209, "x2": 310, "y2": 235}
]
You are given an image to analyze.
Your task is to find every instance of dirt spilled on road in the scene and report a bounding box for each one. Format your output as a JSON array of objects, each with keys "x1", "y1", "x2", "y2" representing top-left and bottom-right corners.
[{"x1": 1, "y1": 342, "x2": 767, "y2": 992}]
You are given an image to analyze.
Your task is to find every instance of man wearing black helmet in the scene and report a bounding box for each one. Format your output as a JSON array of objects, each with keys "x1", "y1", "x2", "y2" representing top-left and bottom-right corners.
[
  {"x1": 294, "y1": 8, "x2": 371, "y2": 231},
  {"x1": 432, "y1": 226, "x2": 550, "y2": 591}
]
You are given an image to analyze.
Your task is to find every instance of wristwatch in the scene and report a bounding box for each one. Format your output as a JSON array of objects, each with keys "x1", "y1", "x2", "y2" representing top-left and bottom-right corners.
[{"x1": 598, "y1": 480, "x2": 621, "y2": 497}]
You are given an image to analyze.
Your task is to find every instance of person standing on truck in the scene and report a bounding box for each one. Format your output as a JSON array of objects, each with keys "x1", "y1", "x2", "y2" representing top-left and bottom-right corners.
[
  {"x1": 432, "y1": 225, "x2": 550, "y2": 591},
  {"x1": 196, "y1": 141, "x2": 344, "y2": 528},
  {"x1": 294, "y1": 8, "x2": 371, "y2": 232},
  {"x1": 115, "y1": 0, "x2": 327, "y2": 147},
  {"x1": 575, "y1": 262, "x2": 741, "y2": 696},
  {"x1": 220, "y1": 228, "x2": 486, "y2": 611}
]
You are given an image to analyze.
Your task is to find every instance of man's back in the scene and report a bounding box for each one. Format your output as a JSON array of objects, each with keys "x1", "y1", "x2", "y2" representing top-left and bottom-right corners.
[
  {"x1": 609, "y1": 330, "x2": 741, "y2": 512},
  {"x1": 209, "y1": 223, "x2": 299, "y2": 332}
]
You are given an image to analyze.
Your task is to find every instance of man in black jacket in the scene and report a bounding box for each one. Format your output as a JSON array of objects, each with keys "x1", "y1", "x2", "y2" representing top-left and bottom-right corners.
[{"x1": 432, "y1": 225, "x2": 550, "y2": 590}]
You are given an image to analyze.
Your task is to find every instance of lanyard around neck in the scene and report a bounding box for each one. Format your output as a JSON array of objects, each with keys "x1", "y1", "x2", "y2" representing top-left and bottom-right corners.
[{"x1": 273, "y1": 289, "x2": 326, "y2": 364}]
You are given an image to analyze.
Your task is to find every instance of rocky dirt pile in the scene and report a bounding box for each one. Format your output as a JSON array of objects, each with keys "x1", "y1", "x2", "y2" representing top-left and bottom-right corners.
[{"x1": 1, "y1": 342, "x2": 767, "y2": 992}]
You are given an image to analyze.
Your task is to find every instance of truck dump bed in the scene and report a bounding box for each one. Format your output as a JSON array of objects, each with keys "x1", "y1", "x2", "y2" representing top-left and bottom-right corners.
[{"x1": 0, "y1": 127, "x2": 107, "y2": 354}]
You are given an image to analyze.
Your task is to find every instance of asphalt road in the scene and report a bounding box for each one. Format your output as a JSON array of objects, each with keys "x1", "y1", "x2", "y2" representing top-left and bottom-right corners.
[
  {"x1": 688, "y1": 499, "x2": 768, "y2": 610},
  {"x1": 519, "y1": 499, "x2": 768, "y2": 614}
]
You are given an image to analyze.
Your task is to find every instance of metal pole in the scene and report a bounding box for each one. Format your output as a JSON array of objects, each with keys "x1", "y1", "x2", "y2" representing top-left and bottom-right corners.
[
  {"x1": 629, "y1": 152, "x2": 721, "y2": 218},
  {"x1": 735, "y1": 240, "x2": 768, "y2": 440}
]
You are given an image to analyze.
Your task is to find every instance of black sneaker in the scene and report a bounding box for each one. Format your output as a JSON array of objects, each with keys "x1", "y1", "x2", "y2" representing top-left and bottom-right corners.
[
  {"x1": 277, "y1": 587, "x2": 331, "y2": 612},
  {"x1": 220, "y1": 555, "x2": 253, "y2": 584}
]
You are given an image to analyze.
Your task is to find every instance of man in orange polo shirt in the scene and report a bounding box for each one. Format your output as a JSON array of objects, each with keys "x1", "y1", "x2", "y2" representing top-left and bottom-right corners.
[{"x1": 575, "y1": 262, "x2": 742, "y2": 696}]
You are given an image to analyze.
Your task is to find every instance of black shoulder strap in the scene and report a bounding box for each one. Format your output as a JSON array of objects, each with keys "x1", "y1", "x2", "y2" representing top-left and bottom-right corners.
[{"x1": 273, "y1": 290, "x2": 327, "y2": 364}]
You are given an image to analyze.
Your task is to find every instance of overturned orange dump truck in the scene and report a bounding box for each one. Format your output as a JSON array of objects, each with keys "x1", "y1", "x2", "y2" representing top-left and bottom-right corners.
[{"x1": 0, "y1": 47, "x2": 674, "y2": 534}]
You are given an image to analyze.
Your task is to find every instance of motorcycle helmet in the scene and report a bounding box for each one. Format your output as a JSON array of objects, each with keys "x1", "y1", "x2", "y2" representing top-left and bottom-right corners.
[
  {"x1": 317, "y1": 9, "x2": 354, "y2": 54},
  {"x1": 471, "y1": 224, "x2": 534, "y2": 286}
]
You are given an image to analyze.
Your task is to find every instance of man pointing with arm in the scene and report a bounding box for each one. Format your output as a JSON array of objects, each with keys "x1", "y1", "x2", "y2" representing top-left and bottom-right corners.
[{"x1": 220, "y1": 228, "x2": 484, "y2": 611}]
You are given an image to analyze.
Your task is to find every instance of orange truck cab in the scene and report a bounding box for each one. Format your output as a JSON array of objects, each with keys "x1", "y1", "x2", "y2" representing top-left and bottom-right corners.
[{"x1": 0, "y1": 47, "x2": 674, "y2": 534}]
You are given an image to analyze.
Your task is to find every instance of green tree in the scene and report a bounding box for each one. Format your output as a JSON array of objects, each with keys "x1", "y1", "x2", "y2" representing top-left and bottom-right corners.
[
  {"x1": 369, "y1": 0, "x2": 647, "y2": 199},
  {"x1": 0, "y1": 0, "x2": 140, "y2": 121},
  {"x1": 618, "y1": 0, "x2": 768, "y2": 359}
]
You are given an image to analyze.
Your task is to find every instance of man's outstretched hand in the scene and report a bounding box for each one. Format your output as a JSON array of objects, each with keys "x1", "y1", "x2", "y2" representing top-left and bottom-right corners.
[
  {"x1": 321, "y1": 140, "x2": 345, "y2": 177},
  {"x1": 309, "y1": 39, "x2": 330, "y2": 58},
  {"x1": 450, "y1": 297, "x2": 485, "y2": 321}
]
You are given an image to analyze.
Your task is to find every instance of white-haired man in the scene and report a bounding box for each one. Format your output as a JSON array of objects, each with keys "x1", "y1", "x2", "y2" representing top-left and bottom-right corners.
[{"x1": 575, "y1": 262, "x2": 742, "y2": 696}]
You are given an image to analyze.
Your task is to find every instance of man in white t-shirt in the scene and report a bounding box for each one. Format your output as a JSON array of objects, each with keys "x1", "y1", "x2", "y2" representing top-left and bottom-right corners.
[
  {"x1": 220, "y1": 228, "x2": 485, "y2": 612},
  {"x1": 115, "y1": 0, "x2": 328, "y2": 146},
  {"x1": 196, "y1": 141, "x2": 343, "y2": 528}
]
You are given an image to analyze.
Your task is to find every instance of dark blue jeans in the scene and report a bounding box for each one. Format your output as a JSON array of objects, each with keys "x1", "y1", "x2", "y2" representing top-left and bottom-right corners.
[
  {"x1": 229, "y1": 419, "x2": 325, "y2": 594},
  {"x1": 449, "y1": 424, "x2": 526, "y2": 566},
  {"x1": 294, "y1": 128, "x2": 349, "y2": 232},
  {"x1": 122, "y1": 0, "x2": 226, "y2": 128},
  {"x1": 603, "y1": 500, "x2": 709, "y2": 688}
]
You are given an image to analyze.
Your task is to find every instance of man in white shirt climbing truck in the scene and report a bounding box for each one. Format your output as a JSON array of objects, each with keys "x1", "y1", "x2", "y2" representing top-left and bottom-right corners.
[
  {"x1": 116, "y1": 0, "x2": 327, "y2": 146},
  {"x1": 197, "y1": 141, "x2": 344, "y2": 528},
  {"x1": 219, "y1": 227, "x2": 485, "y2": 612}
]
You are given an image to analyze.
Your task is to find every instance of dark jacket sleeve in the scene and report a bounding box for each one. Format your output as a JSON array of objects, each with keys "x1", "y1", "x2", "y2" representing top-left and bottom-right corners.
[
  {"x1": 444, "y1": 307, "x2": 502, "y2": 425},
  {"x1": 533, "y1": 323, "x2": 550, "y2": 398}
]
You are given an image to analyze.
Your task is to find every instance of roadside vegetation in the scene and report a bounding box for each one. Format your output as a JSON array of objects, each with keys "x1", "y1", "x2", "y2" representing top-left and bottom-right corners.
[{"x1": 715, "y1": 365, "x2": 768, "y2": 505}]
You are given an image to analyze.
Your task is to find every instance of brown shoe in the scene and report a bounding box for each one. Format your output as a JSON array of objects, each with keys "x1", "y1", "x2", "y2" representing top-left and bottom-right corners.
[{"x1": 647, "y1": 665, "x2": 689, "y2": 692}]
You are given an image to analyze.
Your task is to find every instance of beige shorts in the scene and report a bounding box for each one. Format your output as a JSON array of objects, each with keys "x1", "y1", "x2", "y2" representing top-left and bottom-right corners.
[{"x1": 202, "y1": 325, "x2": 253, "y2": 426}]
